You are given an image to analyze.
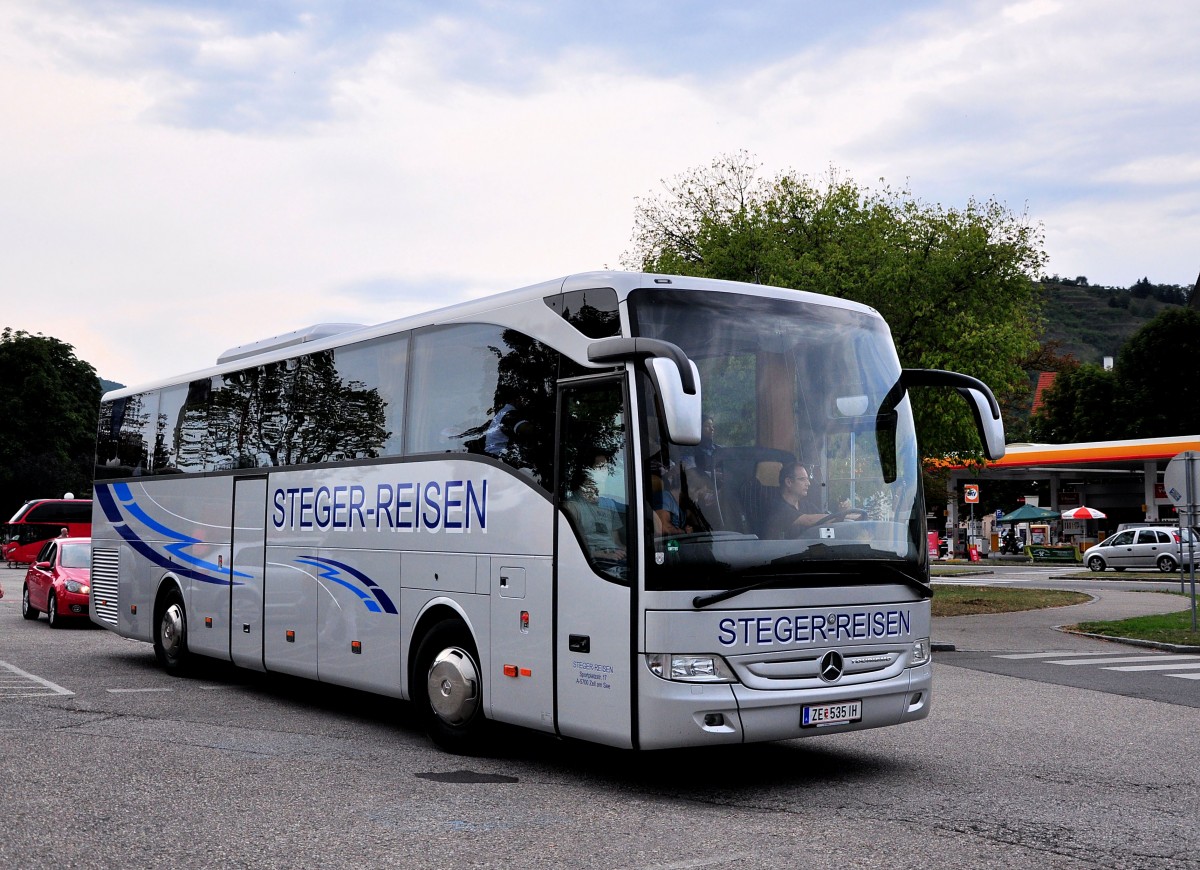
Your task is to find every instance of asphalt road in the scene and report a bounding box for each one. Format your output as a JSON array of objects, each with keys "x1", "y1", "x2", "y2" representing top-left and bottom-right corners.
[
  {"x1": 932, "y1": 563, "x2": 1200, "y2": 709},
  {"x1": 2, "y1": 565, "x2": 1199, "y2": 869}
]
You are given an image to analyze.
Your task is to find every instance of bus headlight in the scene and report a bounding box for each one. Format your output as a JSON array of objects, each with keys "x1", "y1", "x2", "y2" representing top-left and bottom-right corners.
[
  {"x1": 647, "y1": 653, "x2": 736, "y2": 683},
  {"x1": 911, "y1": 638, "x2": 931, "y2": 666}
]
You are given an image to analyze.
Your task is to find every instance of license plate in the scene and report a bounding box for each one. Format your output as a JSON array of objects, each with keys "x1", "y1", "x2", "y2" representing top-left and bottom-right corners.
[{"x1": 802, "y1": 700, "x2": 862, "y2": 727}]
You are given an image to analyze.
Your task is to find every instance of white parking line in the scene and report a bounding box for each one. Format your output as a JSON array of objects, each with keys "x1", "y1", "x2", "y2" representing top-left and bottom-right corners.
[
  {"x1": 0, "y1": 659, "x2": 74, "y2": 696},
  {"x1": 106, "y1": 687, "x2": 175, "y2": 693},
  {"x1": 1103, "y1": 662, "x2": 1200, "y2": 672},
  {"x1": 1165, "y1": 672, "x2": 1200, "y2": 680}
]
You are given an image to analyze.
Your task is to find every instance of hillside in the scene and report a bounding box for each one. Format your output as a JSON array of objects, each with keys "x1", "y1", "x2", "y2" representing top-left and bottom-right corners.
[{"x1": 1038, "y1": 282, "x2": 1187, "y2": 365}]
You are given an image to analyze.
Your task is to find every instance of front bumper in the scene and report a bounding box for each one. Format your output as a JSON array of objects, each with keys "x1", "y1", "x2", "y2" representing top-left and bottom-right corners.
[
  {"x1": 52, "y1": 589, "x2": 91, "y2": 616},
  {"x1": 636, "y1": 660, "x2": 931, "y2": 750}
]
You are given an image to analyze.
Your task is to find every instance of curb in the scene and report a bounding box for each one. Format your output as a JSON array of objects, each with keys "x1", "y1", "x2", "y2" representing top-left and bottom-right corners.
[{"x1": 1055, "y1": 626, "x2": 1200, "y2": 653}]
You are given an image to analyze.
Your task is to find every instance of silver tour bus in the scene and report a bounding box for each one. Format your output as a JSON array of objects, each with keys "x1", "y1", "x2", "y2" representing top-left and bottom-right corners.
[{"x1": 90, "y1": 271, "x2": 1004, "y2": 752}]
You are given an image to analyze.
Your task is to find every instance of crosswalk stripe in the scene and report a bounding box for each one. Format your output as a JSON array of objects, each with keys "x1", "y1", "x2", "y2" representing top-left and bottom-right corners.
[
  {"x1": 1165, "y1": 673, "x2": 1200, "y2": 680},
  {"x1": 1103, "y1": 662, "x2": 1200, "y2": 672},
  {"x1": 995, "y1": 651, "x2": 1114, "y2": 659},
  {"x1": 1049, "y1": 654, "x2": 1200, "y2": 666}
]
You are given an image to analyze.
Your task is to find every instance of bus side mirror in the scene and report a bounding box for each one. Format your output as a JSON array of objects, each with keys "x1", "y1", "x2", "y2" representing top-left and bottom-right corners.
[
  {"x1": 956, "y1": 385, "x2": 1006, "y2": 460},
  {"x1": 899, "y1": 369, "x2": 1006, "y2": 461},
  {"x1": 648, "y1": 357, "x2": 702, "y2": 446},
  {"x1": 587, "y1": 337, "x2": 703, "y2": 446}
]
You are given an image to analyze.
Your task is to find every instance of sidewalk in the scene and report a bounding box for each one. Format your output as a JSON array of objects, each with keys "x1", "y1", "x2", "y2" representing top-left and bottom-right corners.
[{"x1": 932, "y1": 587, "x2": 1193, "y2": 653}]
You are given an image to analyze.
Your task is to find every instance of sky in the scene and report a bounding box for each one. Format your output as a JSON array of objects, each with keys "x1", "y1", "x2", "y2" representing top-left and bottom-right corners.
[{"x1": 2, "y1": 0, "x2": 1197, "y2": 388}]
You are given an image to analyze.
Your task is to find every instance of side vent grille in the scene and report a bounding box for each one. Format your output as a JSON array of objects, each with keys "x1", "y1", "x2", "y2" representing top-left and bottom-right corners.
[{"x1": 91, "y1": 547, "x2": 120, "y2": 626}]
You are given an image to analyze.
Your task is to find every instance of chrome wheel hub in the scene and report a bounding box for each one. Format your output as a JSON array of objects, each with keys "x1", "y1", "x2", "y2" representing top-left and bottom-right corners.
[
  {"x1": 427, "y1": 647, "x2": 479, "y2": 726},
  {"x1": 161, "y1": 603, "x2": 184, "y2": 658}
]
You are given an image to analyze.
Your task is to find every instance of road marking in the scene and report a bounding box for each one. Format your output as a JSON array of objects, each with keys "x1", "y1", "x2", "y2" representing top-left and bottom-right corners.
[
  {"x1": 106, "y1": 687, "x2": 174, "y2": 693},
  {"x1": 1165, "y1": 672, "x2": 1200, "y2": 680},
  {"x1": 0, "y1": 659, "x2": 74, "y2": 696},
  {"x1": 995, "y1": 651, "x2": 1115, "y2": 659},
  {"x1": 1103, "y1": 662, "x2": 1200, "y2": 672},
  {"x1": 1049, "y1": 654, "x2": 1200, "y2": 666}
]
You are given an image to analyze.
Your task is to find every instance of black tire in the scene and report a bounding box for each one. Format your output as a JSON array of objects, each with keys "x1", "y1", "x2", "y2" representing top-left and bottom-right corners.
[
  {"x1": 21, "y1": 584, "x2": 39, "y2": 620},
  {"x1": 412, "y1": 619, "x2": 487, "y2": 753},
  {"x1": 1087, "y1": 556, "x2": 1105, "y2": 572},
  {"x1": 46, "y1": 592, "x2": 59, "y2": 628},
  {"x1": 154, "y1": 587, "x2": 191, "y2": 675},
  {"x1": 1157, "y1": 555, "x2": 1177, "y2": 573}
]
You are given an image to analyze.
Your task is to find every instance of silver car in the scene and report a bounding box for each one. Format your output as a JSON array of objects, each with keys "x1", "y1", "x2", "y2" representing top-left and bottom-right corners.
[{"x1": 1084, "y1": 525, "x2": 1199, "y2": 573}]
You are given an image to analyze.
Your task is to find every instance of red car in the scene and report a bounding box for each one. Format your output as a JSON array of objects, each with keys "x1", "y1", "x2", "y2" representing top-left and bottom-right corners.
[{"x1": 21, "y1": 537, "x2": 91, "y2": 628}]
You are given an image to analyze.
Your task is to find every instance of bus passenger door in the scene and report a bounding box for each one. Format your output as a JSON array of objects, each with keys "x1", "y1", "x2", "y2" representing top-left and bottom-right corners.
[
  {"x1": 230, "y1": 476, "x2": 267, "y2": 671},
  {"x1": 554, "y1": 379, "x2": 634, "y2": 748}
]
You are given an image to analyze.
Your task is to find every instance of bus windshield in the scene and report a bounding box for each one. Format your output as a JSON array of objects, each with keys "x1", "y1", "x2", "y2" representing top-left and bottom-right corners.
[{"x1": 629, "y1": 288, "x2": 924, "y2": 592}]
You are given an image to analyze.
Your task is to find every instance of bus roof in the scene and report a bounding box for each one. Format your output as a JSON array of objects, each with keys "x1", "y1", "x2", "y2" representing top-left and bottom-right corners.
[{"x1": 102, "y1": 271, "x2": 881, "y2": 402}]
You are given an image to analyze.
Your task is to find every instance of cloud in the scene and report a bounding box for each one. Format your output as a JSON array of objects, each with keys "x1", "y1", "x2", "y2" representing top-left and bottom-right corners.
[{"x1": 1, "y1": 0, "x2": 1197, "y2": 386}]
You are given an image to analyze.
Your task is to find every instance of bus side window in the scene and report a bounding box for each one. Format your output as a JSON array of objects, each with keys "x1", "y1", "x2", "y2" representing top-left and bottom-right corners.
[
  {"x1": 408, "y1": 324, "x2": 557, "y2": 490},
  {"x1": 558, "y1": 381, "x2": 629, "y2": 583}
]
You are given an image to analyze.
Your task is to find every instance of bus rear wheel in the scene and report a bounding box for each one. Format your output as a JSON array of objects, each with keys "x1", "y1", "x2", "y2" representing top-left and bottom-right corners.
[
  {"x1": 413, "y1": 620, "x2": 487, "y2": 753},
  {"x1": 154, "y1": 587, "x2": 191, "y2": 675}
]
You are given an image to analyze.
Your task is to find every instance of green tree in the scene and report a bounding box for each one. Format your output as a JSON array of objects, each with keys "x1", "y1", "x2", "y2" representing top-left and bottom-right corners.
[
  {"x1": 0, "y1": 329, "x2": 101, "y2": 513},
  {"x1": 1115, "y1": 307, "x2": 1200, "y2": 437},
  {"x1": 1029, "y1": 307, "x2": 1200, "y2": 441},
  {"x1": 1029, "y1": 363, "x2": 1120, "y2": 442},
  {"x1": 624, "y1": 152, "x2": 1048, "y2": 458}
]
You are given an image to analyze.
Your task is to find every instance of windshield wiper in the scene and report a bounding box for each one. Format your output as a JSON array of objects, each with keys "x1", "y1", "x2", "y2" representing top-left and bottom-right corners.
[
  {"x1": 691, "y1": 561, "x2": 931, "y2": 609},
  {"x1": 692, "y1": 571, "x2": 841, "y2": 609}
]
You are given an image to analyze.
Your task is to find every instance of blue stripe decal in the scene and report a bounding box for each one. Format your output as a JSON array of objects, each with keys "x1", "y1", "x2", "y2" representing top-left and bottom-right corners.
[
  {"x1": 98, "y1": 482, "x2": 246, "y2": 585},
  {"x1": 296, "y1": 558, "x2": 381, "y2": 613},
  {"x1": 112, "y1": 490, "x2": 245, "y2": 577},
  {"x1": 95, "y1": 484, "x2": 125, "y2": 524},
  {"x1": 112, "y1": 523, "x2": 230, "y2": 586},
  {"x1": 296, "y1": 556, "x2": 398, "y2": 614}
]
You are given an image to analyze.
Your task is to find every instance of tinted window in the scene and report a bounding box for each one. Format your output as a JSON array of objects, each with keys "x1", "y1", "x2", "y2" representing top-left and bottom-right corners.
[
  {"x1": 545, "y1": 288, "x2": 621, "y2": 338},
  {"x1": 154, "y1": 385, "x2": 189, "y2": 472},
  {"x1": 558, "y1": 380, "x2": 629, "y2": 583},
  {"x1": 102, "y1": 335, "x2": 405, "y2": 477},
  {"x1": 335, "y1": 334, "x2": 406, "y2": 457},
  {"x1": 407, "y1": 324, "x2": 558, "y2": 489},
  {"x1": 26, "y1": 502, "x2": 91, "y2": 523},
  {"x1": 1136, "y1": 530, "x2": 1157, "y2": 544},
  {"x1": 173, "y1": 378, "x2": 215, "y2": 472},
  {"x1": 96, "y1": 393, "x2": 157, "y2": 478},
  {"x1": 206, "y1": 351, "x2": 390, "y2": 469}
]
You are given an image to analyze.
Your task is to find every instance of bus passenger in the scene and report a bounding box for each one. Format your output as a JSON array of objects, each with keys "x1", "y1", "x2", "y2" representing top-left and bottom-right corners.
[
  {"x1": 564, "y1": 477, "x2": 626, "y2": 564},
  {"x1": 651, "y1": 461, "x2": 690, "y2": 536}
]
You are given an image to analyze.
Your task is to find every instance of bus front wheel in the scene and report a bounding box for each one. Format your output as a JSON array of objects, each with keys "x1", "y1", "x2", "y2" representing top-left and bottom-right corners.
[
  {"x1": 413, "y1": 620, "x2": 487, "y2": 753},
  {"x1": 154, "y1": 587, "x2": 191, "y2": 675}
]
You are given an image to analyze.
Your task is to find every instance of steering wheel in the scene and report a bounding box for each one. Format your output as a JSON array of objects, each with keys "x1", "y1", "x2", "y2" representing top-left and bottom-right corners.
[{"x1": 817, "y1": 508, "x2": 865, "y2": 524}]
